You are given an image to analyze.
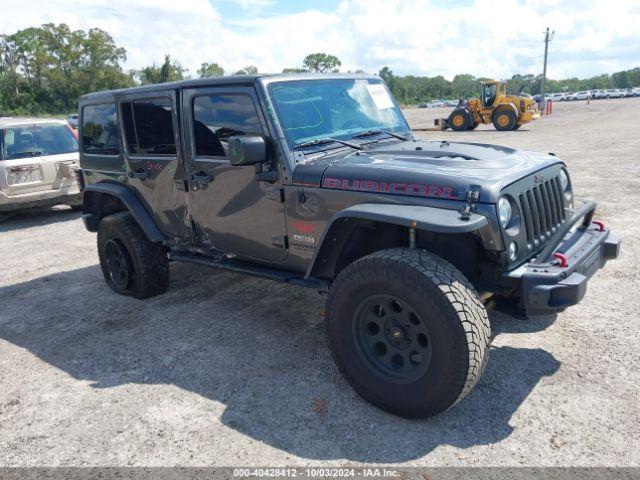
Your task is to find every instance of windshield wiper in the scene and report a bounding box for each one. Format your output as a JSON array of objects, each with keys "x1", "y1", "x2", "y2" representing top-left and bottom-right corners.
[
  {"x1": 351, "y1": 129, "x2": 409, "y2": 141},
  {"x1": 293, "y1": 137, "x2": 363, "y2": 151}
]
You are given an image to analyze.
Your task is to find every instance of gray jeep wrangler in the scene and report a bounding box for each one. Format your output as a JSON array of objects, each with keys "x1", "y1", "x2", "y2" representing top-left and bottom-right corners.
[{"x1": 78, "y1": 74, "x2": 619, "y2": 418}]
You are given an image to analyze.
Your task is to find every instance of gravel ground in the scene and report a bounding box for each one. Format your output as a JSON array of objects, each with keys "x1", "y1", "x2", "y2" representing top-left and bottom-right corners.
[{"x1": 0, "y1": 98, "x2": 639, "y2": 466}]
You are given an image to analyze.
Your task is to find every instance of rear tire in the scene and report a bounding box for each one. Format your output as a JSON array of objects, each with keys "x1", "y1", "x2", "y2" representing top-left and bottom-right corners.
[
  {"x1": 97, "y1": 211, "x2": 169, "y2": 299},
  {"x1": 492, "y1": 109, "x2": 517, "y2": 131},
  {"x1": 326, "y1": 248, "x2": 490, "y2": 418},
  {"x1": 448, "y1": 110, "x2": 469, "y2": 131}
]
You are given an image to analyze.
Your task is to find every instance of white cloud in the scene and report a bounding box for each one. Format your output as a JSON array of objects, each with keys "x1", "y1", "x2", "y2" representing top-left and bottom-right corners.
[{"x1": 1, "y1": 0, "x2": 638, "y2": 79}]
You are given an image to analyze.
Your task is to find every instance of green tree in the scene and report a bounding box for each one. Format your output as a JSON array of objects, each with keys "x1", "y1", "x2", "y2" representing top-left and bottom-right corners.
[
  {"x1": 234, "y1": 65, "x2": 258, "y2": 75},
  {"x1": 0, "y1": 23, "x2": 132, "y2": 114},
  {"x1": 379, "y1": 67, "x2": 408, "y2": 100},
  {"x1": 302, "y1": 53, "x2": 341, "y2": 73},
  {"x1": 197, "y1": 62, "x2": 224, "y2": 78},
  {"x1": 139, "y1": 54, "x2": 186, "y2": 85},
  {"x1": 451, "y1": 74, "x2": 477, "y2": 98},
  {"x1": 282, "y1": 67, "x2": 307, "y2": 74}
]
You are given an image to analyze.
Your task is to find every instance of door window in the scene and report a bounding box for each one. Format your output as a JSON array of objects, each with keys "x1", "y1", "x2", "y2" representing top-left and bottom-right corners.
[
  {"x1": 122, "y1": 98, "x2": 176, "y2": 155},
  {"x1": 192, "y1": 94, "x2": 263, "y2": 157},
  {"x1": 82, "y1": 104, "x2": 120, "y2": 155}
]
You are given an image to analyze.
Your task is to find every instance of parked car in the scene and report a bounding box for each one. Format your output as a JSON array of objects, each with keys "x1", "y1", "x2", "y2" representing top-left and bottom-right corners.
[
  {"x1": 632, "y1": 87, "x2": 640, "y2": 97},
  {"x1": 623, "y1": 88, "x2": 636, "y2": 98},
  {"x1": 604, "y1": 89, "x2": 625, "y2": 98},
  {"x1": 559, "y1": 92, "x2": 574, "y2": 101},
  {"x1": 425, "y1": 100, "x2": 444, "y2": 108},
  {"x1": 67, "y1": 113, "x2": 78, "y2": 128},
  {"x1": 77, "y1": 73, "x2": 619, "y2": 419},
  {"x1": 546, "y1": 92, "x2": 564, "y2": 102},
  {"x1": 572, "y1": 91, "x2": 592, "y2": 100},
  {"x1": 0, "y1": 117, "x2": 81, "y2": 221},
  {"x1": 593, "y1": 89, "x2": 609, "y2": 99}
]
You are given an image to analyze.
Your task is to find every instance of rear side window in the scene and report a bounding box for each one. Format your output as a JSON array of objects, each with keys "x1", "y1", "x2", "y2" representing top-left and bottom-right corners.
[
  {"x1": 82, "y1": 104, "x2": 120, "y2": 155},
  {"x1": 193, "y1": 94, "x2": 263, "y2": 157},
  {"x1": 1, "y1": 124, "x2": 77, "y2": 160},
  {"x1": 121, "y1": 98, "x2": 176, "y2": 155}
]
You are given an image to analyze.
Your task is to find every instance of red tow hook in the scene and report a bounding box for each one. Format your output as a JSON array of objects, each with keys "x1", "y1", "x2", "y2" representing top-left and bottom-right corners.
[
  {"x1": 593, "y1": 220, "x2": 605, "y2": 232},
  {"x1": 553, "y1": 252, "x2": 568, "y2": 268}
]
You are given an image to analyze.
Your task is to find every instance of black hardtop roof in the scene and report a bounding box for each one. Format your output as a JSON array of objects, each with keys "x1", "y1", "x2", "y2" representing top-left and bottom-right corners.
[{"x1": 79, "y1": 73, "x2": 379, "y2": 102}]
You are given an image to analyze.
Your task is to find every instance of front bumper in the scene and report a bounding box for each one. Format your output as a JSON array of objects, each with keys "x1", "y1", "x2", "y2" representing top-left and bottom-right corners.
[{"x1": 500, "y1": 204, "x2": 620, "y2": 317}]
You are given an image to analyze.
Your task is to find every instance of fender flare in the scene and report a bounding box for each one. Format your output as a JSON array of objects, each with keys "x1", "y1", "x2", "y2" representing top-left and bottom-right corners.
[
  {"x1": 82, "y1": 182, "x2": 167, "y2": 243},
  {"x1": 305, "y1": 203, "x2": 488, "y2": 279}
]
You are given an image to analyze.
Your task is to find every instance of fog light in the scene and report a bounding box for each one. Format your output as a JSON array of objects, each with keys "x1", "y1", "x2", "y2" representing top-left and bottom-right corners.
[{"x1": 509, "y1": 242, "x2": 518, "y2": 261}]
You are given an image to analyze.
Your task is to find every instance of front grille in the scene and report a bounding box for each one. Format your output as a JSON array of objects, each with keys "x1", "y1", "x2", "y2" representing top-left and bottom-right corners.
[{"x1": 518, "y1": 176, "x2": 566, "y2": 246}]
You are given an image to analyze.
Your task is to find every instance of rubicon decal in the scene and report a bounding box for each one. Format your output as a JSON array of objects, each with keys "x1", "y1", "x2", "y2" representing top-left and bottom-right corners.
[{"x1": 322, "y1": 178, "x2": 459, "y2": 199}]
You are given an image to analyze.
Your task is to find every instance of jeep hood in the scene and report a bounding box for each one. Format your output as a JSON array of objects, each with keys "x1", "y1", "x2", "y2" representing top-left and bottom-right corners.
[{"x1": 293, "y1": 140, "x2": 563, "y2": 203}]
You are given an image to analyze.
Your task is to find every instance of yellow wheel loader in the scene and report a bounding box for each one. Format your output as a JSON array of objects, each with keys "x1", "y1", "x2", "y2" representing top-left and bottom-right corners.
[{"x1": 445, "y1": 80, "x2": 540, "y2": 131}]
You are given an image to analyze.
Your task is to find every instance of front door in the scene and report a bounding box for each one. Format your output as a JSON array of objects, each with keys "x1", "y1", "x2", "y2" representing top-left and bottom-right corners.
[{"x1": 181, "y1": 86, "x2": 287, "y2": 262}]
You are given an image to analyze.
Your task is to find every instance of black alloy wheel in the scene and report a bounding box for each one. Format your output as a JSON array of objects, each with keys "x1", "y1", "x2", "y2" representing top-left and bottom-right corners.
[
  {"x1": 104, "y1": 239, "x2": 133, "y2": 290},
  {"x1": 353, "y1": 294, "x2": 432, "y2": 383}
]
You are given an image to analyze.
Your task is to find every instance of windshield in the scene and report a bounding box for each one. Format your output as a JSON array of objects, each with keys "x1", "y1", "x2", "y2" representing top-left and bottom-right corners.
[
  {"x1": 267, "y1": 78, "x2": 410, "y2": 148},
  {"x1": 1, "y1": 124, "x2": 78, "y2": 160}
]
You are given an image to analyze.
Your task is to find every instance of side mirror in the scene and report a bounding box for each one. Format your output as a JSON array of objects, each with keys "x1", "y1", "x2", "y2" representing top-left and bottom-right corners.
[{"x1": 228, "y1": 136, "x2": 267, "y2": 166}]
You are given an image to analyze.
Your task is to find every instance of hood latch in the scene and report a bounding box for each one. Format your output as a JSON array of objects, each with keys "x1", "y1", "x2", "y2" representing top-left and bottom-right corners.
[{"x1": 460, "y1": 185, "x2": 481, "y2": 220}]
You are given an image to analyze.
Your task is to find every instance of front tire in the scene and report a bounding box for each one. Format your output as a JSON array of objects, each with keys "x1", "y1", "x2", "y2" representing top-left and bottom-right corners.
[
  {"x1": 448, "y1": 110, "x2": 469, "y2": 131},
  {"x1": 97, "y1": 211, "x2": 169, "y2": 299},
  {"x1": 326, "y1": 248, "x2": 490, "y2": 418}
]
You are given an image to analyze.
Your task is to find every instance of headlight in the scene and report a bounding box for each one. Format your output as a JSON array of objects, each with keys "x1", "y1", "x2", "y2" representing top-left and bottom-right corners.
[
  {"x1": 498, "y1": 196, "x2": 512, "y2": 228},
  {"x1": 559, "y1": 169, "x2": 572, "y2": 201}
]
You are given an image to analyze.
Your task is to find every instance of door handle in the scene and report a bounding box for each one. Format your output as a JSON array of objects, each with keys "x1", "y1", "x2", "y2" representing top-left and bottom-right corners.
[
  {"x1": 192, "y1": 172, "x2": 213, "y2": 185},
  {"x1": 128, "y1": 169, "x2": 148, "y2": 180}
]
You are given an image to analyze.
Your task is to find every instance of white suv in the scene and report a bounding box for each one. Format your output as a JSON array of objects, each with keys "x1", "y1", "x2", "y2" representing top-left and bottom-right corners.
[
  {"x1": 67, "y1": 113, "x2": 79, "y2": 129},
  {"x1": 604, "y1": 89, "x2": 625, "y2": 98},
  {"x1": 0, "y1": 117, "x2": 81, "y2": 221},
  {"x1": 573, "y1": 91, "x2": 592, "y2": 100}
]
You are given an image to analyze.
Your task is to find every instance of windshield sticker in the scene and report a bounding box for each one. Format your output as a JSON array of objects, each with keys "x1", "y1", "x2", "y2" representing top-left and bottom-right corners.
[{"x1": 366, "y1": 83, "x2": 394, "y2": 110}]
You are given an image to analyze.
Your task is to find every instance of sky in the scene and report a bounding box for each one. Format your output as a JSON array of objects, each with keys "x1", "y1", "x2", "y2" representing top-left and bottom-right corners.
[{"x1": 1, "y1": 0, "x2": 639, "y2": 80}]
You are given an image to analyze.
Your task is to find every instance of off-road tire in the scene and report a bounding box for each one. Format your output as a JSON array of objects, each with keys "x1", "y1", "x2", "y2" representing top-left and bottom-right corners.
[
  {"x1": 326, "y1": 248, "x2": 490, "y2": 418},
  {"x1": 492, "y1": 109, "x2": 517, "y2": 131},
  {"x1": 448, "y1": 109, "x2": 469, "y2": 131},
  {"x1": 97, "y1": 211, "x2": 169, "y2": 299}
]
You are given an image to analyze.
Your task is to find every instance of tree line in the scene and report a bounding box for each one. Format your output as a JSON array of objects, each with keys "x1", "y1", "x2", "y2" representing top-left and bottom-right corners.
[{"x1": 1, "y1": 23, "x2": 638, "y2": 115}]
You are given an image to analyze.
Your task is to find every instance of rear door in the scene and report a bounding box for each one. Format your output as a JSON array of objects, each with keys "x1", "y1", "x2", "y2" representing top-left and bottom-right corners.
[
  {"x1": 181, "y1": 86, "x2": 287, "y2": 261},
  {"x1": 1, "y1": 122, "x2": 78, "y2": 197},
  {"x1": 118, "y1": 91, "x2": 191, "y2": 243}
]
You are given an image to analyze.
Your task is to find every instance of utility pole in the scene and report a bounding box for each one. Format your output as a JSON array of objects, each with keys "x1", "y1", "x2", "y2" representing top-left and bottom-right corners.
[{"x1": 540, "y1": 27, "x2": 554, "y2": 115}]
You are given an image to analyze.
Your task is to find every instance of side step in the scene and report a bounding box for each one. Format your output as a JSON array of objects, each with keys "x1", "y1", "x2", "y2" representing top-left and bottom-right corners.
[{"x1": 170, "y1": 251, "x2": 329, "y2": 291}]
